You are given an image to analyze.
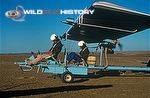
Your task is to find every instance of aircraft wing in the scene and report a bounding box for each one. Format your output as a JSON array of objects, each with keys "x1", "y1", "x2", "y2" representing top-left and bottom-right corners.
[{"x1": 62, "y1": 1, "x2": 150, "y2": 43}]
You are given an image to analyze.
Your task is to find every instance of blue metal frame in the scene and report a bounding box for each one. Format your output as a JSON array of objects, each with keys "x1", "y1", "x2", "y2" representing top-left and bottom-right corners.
[
  {"x1": 42, "y1": 65, "x2": 150, "y2": 75},
  {"x1": 42, "y1": 65, "x2": 88, "y2": 75},
  {"x1": 15, "y1": 61, "x2": 150, "y2": 76}
]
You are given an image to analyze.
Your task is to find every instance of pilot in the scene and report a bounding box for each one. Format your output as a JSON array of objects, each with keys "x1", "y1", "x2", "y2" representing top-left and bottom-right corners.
[
  {"x1": 26, "y1": 34, "x2": 63, "y2": 65},
  {"x1": 66, "y1": 41, "x2": 89, "y2": 65}
]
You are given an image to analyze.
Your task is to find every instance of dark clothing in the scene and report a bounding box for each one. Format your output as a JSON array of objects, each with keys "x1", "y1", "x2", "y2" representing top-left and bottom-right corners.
[
  {"x1": 67, "y1": 46, "x2": 89, "y2": 63},
  {"x1": 79, "y1": 46, "x2": 89, "y2": 62},
  {"x1": 67, "y1": 52, "x2": 82, "y2": 63},
  {"x1": 49, "y1": 40, "x2": 63, "y2": 59}
]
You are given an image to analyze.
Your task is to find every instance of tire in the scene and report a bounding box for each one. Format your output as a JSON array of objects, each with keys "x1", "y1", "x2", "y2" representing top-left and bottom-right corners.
[{"x1": 61, "y1": 72, "x2": 74, "y2": 83}]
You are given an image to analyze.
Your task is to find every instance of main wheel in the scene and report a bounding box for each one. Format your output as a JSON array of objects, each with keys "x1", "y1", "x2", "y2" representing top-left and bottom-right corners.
[{"x1": 61, "y1": 72, "x2": 74, "y2": 83}]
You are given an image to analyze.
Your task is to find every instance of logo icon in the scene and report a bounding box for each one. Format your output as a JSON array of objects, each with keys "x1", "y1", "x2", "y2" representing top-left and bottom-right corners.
[{"x1": 5, "y1": 6, "x2": 26, "y2": 22}]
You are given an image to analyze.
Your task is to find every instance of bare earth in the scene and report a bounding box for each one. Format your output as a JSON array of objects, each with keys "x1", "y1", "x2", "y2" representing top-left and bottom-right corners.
[{"x1": 0, "y1": 51, "x2": 150, "y2": 98}]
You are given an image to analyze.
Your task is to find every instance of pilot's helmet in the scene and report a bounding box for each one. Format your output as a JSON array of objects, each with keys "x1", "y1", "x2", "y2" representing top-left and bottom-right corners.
[
  {"x1": 50, "y1": 34, "x2": 58, "y2": 41},
  {"x1": 78, "y1": 41, "x2": 85, "y2": 47}
]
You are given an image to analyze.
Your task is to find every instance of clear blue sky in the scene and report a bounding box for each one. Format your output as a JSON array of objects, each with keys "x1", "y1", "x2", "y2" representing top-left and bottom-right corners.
[{"x1": 1, "y1": 0, "x2": 150, "y2": 53}]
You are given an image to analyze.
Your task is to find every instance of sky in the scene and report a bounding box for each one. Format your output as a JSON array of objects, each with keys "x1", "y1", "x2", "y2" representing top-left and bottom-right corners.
[{"x1": 1, "y1": 0, "x2": 150, "y2": 54}]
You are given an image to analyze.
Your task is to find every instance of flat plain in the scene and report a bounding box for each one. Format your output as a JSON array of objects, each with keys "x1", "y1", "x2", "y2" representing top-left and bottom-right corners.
[{"x1": 0, "y1": 51, "x2": 150, "y2": 98}]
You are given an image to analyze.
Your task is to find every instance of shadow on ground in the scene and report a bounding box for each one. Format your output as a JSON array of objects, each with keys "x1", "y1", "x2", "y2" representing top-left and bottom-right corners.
[
  {"x1": 0, "y1": 85, "x2": 113, "y2": 97},
  {"x1": 73, "y1": 79, "x2": 90, "y2": 83}
]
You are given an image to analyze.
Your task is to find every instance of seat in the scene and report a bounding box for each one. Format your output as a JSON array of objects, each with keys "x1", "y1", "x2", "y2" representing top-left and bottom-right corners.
[{"x1": 87, "y1": 56, "x2": 96, "y2": 65}]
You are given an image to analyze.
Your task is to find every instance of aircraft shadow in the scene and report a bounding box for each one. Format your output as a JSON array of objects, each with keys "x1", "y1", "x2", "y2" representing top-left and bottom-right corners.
[
  {"x1": 73, "y1": 78, "x2": 90, "y2": 83},
  {"x1": 0, "y1": 85, "x2": 113, "y2": 97},
  {"x1": 78, "y1": 71, "x2": 121, "y2": 79}
]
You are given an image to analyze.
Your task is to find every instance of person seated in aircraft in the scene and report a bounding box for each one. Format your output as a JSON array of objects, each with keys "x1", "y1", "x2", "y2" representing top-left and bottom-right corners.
[
  {"x1": 26, "y1": 34, "x2": 63, "y2": 65},
  {"x1": 66, "y1": 41, "x2": 89, "y2": 65}
]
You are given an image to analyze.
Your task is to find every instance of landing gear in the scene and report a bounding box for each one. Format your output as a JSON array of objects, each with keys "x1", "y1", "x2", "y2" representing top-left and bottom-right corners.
[{"x1": 61, "y1": 72, "x2": 74, "y2": 83}]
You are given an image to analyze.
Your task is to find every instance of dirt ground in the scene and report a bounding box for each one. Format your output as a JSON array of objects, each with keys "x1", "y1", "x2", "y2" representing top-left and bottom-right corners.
[{"x1": 0, "y1": 51, "x2": 150, "y2": 98}]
